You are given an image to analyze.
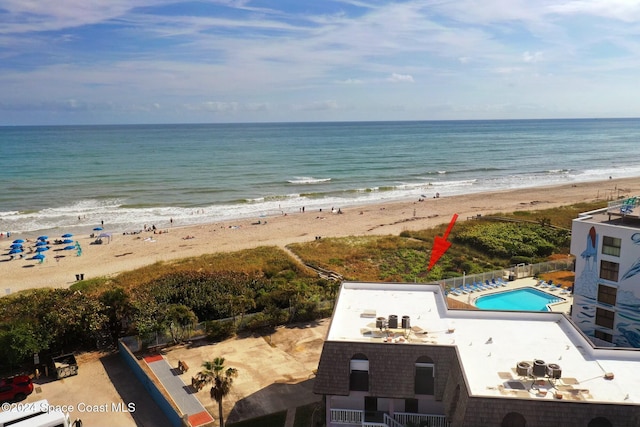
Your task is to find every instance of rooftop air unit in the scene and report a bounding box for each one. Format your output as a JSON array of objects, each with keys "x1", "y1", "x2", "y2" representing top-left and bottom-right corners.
[
  {"x1": 402, "y1": 315, "x2": 411, "y2": 329},
  {"x1": 388, "y1": 314, "x2": 398, "y2": 329},
  {"x1": 532, "y1": 359, "x2": 547, "y2": 377}
]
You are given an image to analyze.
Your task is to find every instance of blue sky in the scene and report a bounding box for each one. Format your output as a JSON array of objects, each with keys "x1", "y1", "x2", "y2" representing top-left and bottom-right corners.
[{"x1": 2, "y1": 0, "x2": 640, "y2": 125}]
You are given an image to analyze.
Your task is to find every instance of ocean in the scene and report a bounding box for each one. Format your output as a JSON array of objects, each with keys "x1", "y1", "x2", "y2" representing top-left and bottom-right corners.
[{"x1": 1, "y1": 118, "x2": 639, "y2": 236}]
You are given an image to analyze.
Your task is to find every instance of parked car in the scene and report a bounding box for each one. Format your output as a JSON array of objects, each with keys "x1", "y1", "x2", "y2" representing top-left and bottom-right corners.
[{"x1": 0, "y1": 375, "x2": 34, "y2": 402}]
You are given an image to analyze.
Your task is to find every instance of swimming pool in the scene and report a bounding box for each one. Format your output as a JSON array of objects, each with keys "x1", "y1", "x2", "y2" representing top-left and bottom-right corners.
[{"x1": 474, "y1": 287, "x2": 564, "y2": 311}]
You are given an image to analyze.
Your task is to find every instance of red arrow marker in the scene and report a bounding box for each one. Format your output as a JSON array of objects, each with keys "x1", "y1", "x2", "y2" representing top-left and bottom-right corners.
[{"x1": 427, "y1": 213, "x2": 458, "y2": 271}]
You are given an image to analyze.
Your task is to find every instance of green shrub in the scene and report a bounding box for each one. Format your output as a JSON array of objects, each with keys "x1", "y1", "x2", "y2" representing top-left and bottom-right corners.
[{"x1": 205, "y1": 320, "x2": 236, "y2": 342}]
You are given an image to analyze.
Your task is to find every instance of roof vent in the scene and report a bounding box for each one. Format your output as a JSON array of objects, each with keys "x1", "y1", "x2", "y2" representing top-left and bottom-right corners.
[
  {"x1": 376, "y1": 317, "x2": 387, "y2": 330},
  {"x1": 604, "y1": 372, "x2": 615, "y2": 380}
]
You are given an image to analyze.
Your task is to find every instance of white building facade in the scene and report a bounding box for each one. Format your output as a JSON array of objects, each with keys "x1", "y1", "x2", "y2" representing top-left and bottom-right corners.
[{"x1": 570, "y1": 199, "x2": 640, "y2": 348}]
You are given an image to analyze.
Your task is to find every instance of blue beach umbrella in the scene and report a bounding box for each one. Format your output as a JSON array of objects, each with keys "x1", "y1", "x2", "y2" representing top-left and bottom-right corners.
[
  {"x1": 62, "y1": 233, "x2": 73, "y2": 238},
  {"x1": 12, "y1": 239, "x2": 24, "y2": 244},
  {"x1": 33, "y1": 254, "x2": 45, "y2": 260},
  {"x1": 93, "y1": 227, "x2": 103, "y2": 231},
  {"x1": 35, "y1": 241, "x2": 48, "y2": 246},
  {"x1": 9, "y1": 248, "x2": 23, "y2": 254},
  {"x1": 10, "y1": 243, "x2": 23, "y2": 249},
  {"x1": 64, "y1": 246, "x2": 76, "y2": 250},
  {"x1": 62, "y1": 239, "x2": 74, "y2": 244},
  {"x1": 35, "y1": 246, "x2": 49, "y2": 253},
  {"x1": 37, "y1": 235, "x2": 48, "y2": 241}
]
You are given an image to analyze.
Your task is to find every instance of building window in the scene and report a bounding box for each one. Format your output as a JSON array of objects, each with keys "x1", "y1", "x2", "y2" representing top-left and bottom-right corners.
[
  {"x1": 599, "y1": 260, "x2": 619, "y2": 282},
  {"x1": 405, "y1": 398, "x2": 418, "y2": 413},
  {"x1": 501, "y1": 412, "x2": 526, "y2": 427},
  {"x1": 602, "y1": 236, "x2": 621, "y2": 257},
  {"x1": 595, "y1": 308, "x2": 615, "y2": 329},
  {"x1": 594, "y1": 330, "x2": 613, "y2": 343},
  {"x1": 597, "y1": 284, "x2": 617, "y2": 306},
  {"x1": 415, "y1": 356, "x2": 435, "y2": 395},
  {"x1": 349, "y1": 354, "x2": 369, "y2": 391},
  {"x1": 588, "y1": 417, "x2": 613, "y2": 427}
]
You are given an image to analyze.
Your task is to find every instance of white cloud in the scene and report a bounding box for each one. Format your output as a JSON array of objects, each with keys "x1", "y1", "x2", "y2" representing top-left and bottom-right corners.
[
  {"x1": 293, "y1": 100, "x2": 340, "y2": 111},
  {"x1": 548, "y1": 0, "x2": 640, "y2": 23},
  {"x1": 523, "y1": 51, "x2": 544, "y2": 63},
  {"x1": 387, "y1": 73, "x2": 414, "y2": 83},
  {"x1": 339, "y1": 78, "x2": 364, "y2": 84}
]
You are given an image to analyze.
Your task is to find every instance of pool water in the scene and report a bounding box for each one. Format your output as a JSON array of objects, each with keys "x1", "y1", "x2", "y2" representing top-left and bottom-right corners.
[{"x1": 475, "y1": 287, "x2": 563, "y2": 311}]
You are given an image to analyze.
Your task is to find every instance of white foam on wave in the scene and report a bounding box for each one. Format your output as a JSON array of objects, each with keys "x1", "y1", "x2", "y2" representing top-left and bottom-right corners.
[
  {"x1": 4, "y1": 165, "x2": 640, "y2": 236},
  {"x1": 287, "y1": 177, "x2": 332, "y2": 184}
]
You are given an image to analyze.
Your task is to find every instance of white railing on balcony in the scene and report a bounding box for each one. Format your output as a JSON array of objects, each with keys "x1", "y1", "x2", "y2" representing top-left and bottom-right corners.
[
  {"x1": 383, "y1": 413, "x2": 403, "y2": 427},
  {"x1": 331, "y1": 408, "x2": 364, "y2": 424},
  {"x1": 330, "y1": 408, "x2": 450, "y2": 427},
  {"x1": 393, "y1": 412, "x2": 450, "y2": 427}
]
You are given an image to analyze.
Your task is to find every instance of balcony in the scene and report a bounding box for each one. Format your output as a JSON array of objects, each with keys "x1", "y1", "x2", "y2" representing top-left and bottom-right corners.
[{"x1": 330, "y1": 408, "x2": 450, "y2": 427}]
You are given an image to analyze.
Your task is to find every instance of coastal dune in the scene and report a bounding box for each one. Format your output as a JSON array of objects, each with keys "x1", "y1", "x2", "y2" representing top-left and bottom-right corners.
[{"x1": 2, "y1": 177, "x2": 636, "y2": 294}]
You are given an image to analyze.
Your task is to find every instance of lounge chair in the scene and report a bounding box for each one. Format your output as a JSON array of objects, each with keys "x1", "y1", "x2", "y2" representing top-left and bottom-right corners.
[
  {"x1": 539, "y1": 281, "x2": 549, "y2": 288},
  {"x1": 473, "y1": 282, "x2": 485, "y2": 292},
  {"x1": 450, "y1": 288, "x2": 462, "y2": 296},
  {"x1": 458, "y1": 286, "x2": 469, "y2": 295},
  {"x1": 485, "y1": 280, "x2": 496, "y2": 289},
  {"x1": 492, "y1": 278, "x2": 507, "y2": 287}
]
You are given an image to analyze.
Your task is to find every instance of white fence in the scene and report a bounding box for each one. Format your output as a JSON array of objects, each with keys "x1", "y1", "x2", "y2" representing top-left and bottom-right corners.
[{"x1": 438, "y1": 259, "x2": 573, "y2": 292}]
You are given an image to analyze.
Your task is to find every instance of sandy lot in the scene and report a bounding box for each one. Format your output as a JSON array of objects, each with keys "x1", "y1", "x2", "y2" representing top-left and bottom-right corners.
[{"x1": 163, "y1": 319, "x2": 330, "y2": 424}]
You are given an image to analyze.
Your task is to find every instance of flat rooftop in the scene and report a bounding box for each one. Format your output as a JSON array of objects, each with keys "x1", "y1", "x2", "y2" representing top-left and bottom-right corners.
[
  {"x1": 574, "y1": 198, "x2": 640, "y2": 228},
  {"x1": 328, "y1": 282, "x2": 640, "y2": 405}
]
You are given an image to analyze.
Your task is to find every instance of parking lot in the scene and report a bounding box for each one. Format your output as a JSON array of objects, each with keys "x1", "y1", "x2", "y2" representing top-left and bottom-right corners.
[{"x1": 17, "y1": 351, "x2": 171, "y2": 426}]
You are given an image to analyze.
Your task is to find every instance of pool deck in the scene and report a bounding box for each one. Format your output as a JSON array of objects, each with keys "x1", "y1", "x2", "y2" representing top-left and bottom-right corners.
[{"x1": 447, "y1": 277, "x2": 574, "y2": 313}]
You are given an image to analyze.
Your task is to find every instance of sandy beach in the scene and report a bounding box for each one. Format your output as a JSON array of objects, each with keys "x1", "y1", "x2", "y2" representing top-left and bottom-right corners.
[{"x1": 2, "y1": 177, "x2": 637, "y2": 295}]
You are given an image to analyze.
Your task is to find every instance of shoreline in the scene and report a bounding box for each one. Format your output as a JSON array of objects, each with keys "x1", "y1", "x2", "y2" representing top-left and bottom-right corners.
[{"x1": 2, "y1": 177, "x2": 638, "y2": 294}]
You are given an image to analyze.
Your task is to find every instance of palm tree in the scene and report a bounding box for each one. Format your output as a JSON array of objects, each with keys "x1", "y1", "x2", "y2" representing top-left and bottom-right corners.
[{"x1": 199, "y1": 357, "x2": 238, "y2": 427}]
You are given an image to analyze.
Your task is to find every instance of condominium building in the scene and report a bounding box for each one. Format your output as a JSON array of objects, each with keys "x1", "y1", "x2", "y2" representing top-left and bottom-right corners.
[
  {"x1": 313, "y1": 282, "x2": 640, "y2": 427},
  {"x1": 570, "y1": 198, "x2": 640, "y2": 348}
]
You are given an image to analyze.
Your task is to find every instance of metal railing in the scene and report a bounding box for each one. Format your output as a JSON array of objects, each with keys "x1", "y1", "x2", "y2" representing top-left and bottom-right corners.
[
  {"x1": 331, "y1": 408, "x2": 363, "y2": 424},
  {"x1": 330, "y1": 409, "x2": 449, "y2": 427},
  {"x1": 393, "y1": 412, "x2": 450, "y2": 427}
]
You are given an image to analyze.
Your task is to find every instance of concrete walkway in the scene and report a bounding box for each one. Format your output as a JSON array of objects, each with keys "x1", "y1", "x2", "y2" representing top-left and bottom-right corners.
[{"x1": 144, "y1": 355, "x2": 214, "y2": 427}]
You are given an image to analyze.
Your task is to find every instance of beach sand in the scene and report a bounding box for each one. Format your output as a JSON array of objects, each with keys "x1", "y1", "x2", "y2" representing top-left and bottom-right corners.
[{"x1": 1, "y1": 177, "x2": 637, "y2": 294}]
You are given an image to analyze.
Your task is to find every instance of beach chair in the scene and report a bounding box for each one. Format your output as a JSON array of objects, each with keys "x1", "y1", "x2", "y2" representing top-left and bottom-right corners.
[{"x1": 492, "y1": 278, "x2": 507, "y2": 287}]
